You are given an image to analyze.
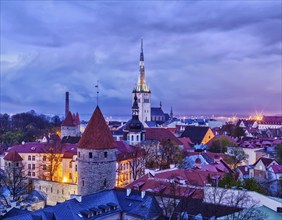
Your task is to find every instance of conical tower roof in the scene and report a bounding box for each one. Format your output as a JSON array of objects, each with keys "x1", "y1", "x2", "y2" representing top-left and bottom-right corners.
[
  {"x1": 78, "y1": 106, "x2": 116, "y2": 149},
  {"x1": 4, "y1": 150, "x2": 23, "y2": 162}
]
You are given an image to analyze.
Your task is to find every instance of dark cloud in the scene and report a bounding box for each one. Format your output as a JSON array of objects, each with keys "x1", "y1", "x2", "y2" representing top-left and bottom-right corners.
[{"x1": 0, "y1": 1, "x2": 281, "y2": 119}]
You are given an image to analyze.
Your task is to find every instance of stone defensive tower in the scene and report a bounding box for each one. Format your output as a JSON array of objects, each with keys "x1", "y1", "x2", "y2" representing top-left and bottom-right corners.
[{"x1": 77, "y1": 106, "x2": 116, "y2": 196}]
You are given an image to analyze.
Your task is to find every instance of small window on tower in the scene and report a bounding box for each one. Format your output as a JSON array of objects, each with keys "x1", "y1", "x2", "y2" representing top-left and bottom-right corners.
[
  {"x1": 78, "y1": 152, "x2": 80, "y2": 158},
  {"x1": 82, "y1": 180, "x2": 84, "y2": 187},
  {"x1": 104, "y1": 179, "x2": 107, "y2": 187},
  {"x1": 89, "y1": 152, "x2": 93, "y2": 158},
  {"x1": 104, "y1": 152, "x2": 108, "y2": 158}
]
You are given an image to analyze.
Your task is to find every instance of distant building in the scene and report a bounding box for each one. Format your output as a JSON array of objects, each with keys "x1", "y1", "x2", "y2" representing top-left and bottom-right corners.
[{"x1": 61, "y1": 92, "x2": 81, "y2": 138}]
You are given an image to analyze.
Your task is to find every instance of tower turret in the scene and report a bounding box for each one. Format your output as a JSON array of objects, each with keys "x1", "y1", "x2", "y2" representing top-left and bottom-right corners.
[
  {"x1": 125, "y1": 91, "x2": 145, "y2": 145},
  {"x1": 77, "y1": 106, "x2": 116, "y2": 196}
]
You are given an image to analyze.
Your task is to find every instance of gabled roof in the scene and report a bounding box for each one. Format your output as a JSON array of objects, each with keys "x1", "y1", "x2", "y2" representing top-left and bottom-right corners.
[
  {"x1": 253, "y1": 157, "x2": 278, "y2": 168},
  {"x1": 4, "y1": 150, "x2": 23, "y2": 162},
  {"x1": 180, "y1": 126, "x2": 211, "y2": 144},
  {"x1": 237, "y1": 165, "x2": 249, "y2": 175},
  {"x1": 78, "y1": 106, "x2": 116, "y2": 150},
  {"x1": 151, "y1": 107, "x2": 165, "y2": 116},
  {"x1": 145, "y1": 128, "x2": 182, "y2": 145},
  {"x1": 270, "y1": 165, "x2": 282, "y2": 174}
]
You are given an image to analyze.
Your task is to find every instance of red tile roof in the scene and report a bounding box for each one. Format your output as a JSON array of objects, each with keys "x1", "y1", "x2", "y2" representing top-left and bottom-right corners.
[
  {"x1": 4, "y1": 150, "x2": 23, "y2": 162},
  {"x1": 178, "y1": 137, "x2": 193, "y2": 150},
  {"x1": 78, "y1": 106, "x2": 116, "y2": 150},
  {"x1": 261, "y1": 116, "x2": 282, "y2": 124},
  {"x1": 62, "y1": 111, "x2": 76, "y2": 126},
  {"x1": 145, "y1": 128, "x2": 182, "y2": 145},
  {"x1": 237, "y1": 166, "x2": 248, "y2": 175},
  {"x1": 9, "y1": 142, "x2": 77, "y2": 154}
]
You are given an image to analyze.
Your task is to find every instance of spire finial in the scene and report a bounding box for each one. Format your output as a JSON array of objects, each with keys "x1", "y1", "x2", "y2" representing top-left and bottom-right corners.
[
  {"x1": 140, "y1": 38, "x2": 144, "y2": 62},
  {"x1": 95, "y1": 80, "x2": 99, "y2": 106}
]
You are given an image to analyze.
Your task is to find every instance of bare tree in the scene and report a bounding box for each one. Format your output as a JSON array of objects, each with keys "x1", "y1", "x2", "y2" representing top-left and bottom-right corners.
[
  {"x1": 129, "y1": 146, "x2": 146, "y2": 181},
  {"x1": 39, "y1": 140, "x2": 63, "y2": 181},
  {"x1": 154, "y1": 174, "x2": 196, "y2": 218},
  {"x1": 1, "y1": 162, "x2": 32, "y2": 202},
  {"x1": 159, "y1": 139, "x2": 182, "y2": 170},
  {"x1": 204, "y1": 187, "x2": 266, "y2": 220},
  {"x1": 228, "y1": 147, "x2": 249, "y2": 169},
  {"x1": 140, "y1": 140, "x2": 161, "y2": 168}
]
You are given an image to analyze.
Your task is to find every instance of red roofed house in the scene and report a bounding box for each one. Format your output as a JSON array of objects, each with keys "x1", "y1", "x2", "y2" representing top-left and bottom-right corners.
[
  {"x1": 251, "y1": 157, "x2": 279, "y2": 180},
  {"x1": 258, "y1": 116, "x2": 282, "y2": 130}
]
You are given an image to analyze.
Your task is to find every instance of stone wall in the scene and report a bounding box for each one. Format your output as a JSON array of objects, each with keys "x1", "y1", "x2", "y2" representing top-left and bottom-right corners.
[{"x1": 34, "y1": 179, "x2": 78, "y2": 206}]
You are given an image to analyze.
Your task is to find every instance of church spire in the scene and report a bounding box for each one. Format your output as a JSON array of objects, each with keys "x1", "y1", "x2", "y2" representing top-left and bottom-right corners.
[
  {"x1": 136, "y1": 39, "x2": 149, "y2": 92},
  {"x1": 132, "y1": 90, "x2": 139, "y2": 119}
]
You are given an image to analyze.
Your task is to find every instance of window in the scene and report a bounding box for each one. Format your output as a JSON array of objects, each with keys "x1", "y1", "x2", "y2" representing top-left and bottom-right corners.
[
  {"x1": 28, "y1": 164, "x2": 31, "y2": 170},
  {"x1": 43, "y1": 165, "x2": 46, "y2": 170},
  {"x1": 104, "y1": 152, "x2": 108, "y2": 158},
  {"x1": 131, "y1": 135, "x2": 134, "y2": 141},
  {"x1": 104, "y1": 179, "x2": 107, "y2": 187},
  {"x1": 28, "y1": 155, "x2": 31, "y2": 161},
  {"x1": 43, "y1": 156, "x2": 47, "y2": 161},
  {"x1": 136, "y1": 135, "x2": 139, "y2": 141},
  {"x1": 51, "y1": 187, "x2": 53, "y2": 193},
  {"x1": 62, "y1": 189, "x2": 64, "y2": 194},
  {"x1": 32, "y1": 172, "x2": 35, "y2": 176},
  {"x1": 32, "y1": 156, "x2": 35, "y2": 161},
  {"x1": 69, "y1": 162, "x2": 72, "y2": 169},
  {"x1": 16, "y1": 162, "x2": 19, "y2": 167},
  {"x1": 75, "y1": 165, "x2": 77, "y2": 172},
  {"x1": 57, "y1": 190, "x2": 59, "y2": 194},
  {"x1": 78, "y1": 152, "x2": 80, "y2": 158},
  {"x1": 8, "y1": 162, "x2": 10, "y2": 167},
  {"x1": 32, "y1": 164, "x2": 35, "y2": 170},
  {"x1": 82, "y1": 180, "x2": 84, "y2": 187},
  {"x1": 28, "y1": 171, "x2": 31, "y2": 176},
  {"x1": 69, "y1": 173, "x2": 72, "y2": 179},
  {"x1": 89, "y1": 152, "x2": 93, "y2": 158}
]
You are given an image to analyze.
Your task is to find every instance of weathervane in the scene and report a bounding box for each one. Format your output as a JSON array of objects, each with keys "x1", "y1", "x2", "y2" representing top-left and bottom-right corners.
[{"x1": 95, "y1": 80, "x2": 99, "y2": 106}]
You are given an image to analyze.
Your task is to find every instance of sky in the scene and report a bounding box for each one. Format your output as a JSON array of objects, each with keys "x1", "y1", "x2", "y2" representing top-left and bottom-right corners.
[{"x1": 1, "y1": 1, "x2": 281, "y2": 120}]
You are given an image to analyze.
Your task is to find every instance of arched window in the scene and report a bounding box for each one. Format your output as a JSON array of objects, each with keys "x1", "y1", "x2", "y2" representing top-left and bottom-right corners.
[
  {"x1": 136, "y1": 135, "x2": 139, "y2": 141},
  {"x1": 131, "y1": 135, "x2": 134, "y2": 141}
]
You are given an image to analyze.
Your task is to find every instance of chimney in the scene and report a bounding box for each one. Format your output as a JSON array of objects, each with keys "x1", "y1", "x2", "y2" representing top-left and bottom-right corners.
[
  {"x1": 70, "y1": 194, "x2": 82, "y2": 202},
  {"x1": 141, "y1": 190, "x2": 146, "y2": 199},
  {"x1": 126, "y1": 188, "x2": 131, "y2": 196},
  {"x1": 65, "y1": 91, "x2": 69, "y2": 118}
]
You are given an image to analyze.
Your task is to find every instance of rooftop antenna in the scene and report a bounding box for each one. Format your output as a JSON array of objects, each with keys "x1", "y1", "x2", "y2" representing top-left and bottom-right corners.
[{"x1": 95, "y1": 80, "x2": 99, "y2": 106}]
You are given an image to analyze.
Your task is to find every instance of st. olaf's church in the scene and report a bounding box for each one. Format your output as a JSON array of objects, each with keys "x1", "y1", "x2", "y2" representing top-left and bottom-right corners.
[{"x1": 132, "y1": 39, "x2": 171, "y2": 126}]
